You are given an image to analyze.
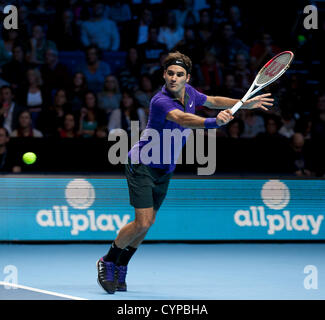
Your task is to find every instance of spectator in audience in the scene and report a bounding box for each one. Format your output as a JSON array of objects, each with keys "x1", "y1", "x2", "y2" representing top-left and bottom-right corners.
[
  {"x1": 172, "y1": 0, "x2": 198, "y2": 29},
  {"x1": 195, "y1": 9, "x2": 216, "y2": 55},
  {"x1": 124, "y1": 8, "x2": 153, "y2": 48},
  {"x1": 48, "y1": 9, "x2": 80, "y2": 51},
  {"x1": 197, "y1": 50, "x2": 222, "y2": 95},
  {"x1": 208, "y1": 0, "x2": 227, "y2": 27},
  {"x1": 27, "y1": 24, "x2": 57, "y2": 65},
  {"x1": 106, "y1": 0, "x2": 132, "y2": 24},
  {"x1": 233, "y1": 52, "x2": 253, "y2": 92},
  {"x1": 241, "y1": 110, "x2": 265, "y2": 138},
  {"x1": 256, "y1": 114, "x2": 283, "y2": 139},
  {"x1": 137, "y1": 25, "x2": 167, "y2": 74},
  {"x1": 19, "y1": 68, "x2": 48, "y2": 128},
  {"x1": 151, "y1": 51, "x2": 168, "y2": 90},
  {"x1": 158, "y1": 11, "x2": 184, "y2": 51},
  {"x1": 216, "y1": 73, "x2": 243, "y2": 98},
  {"x1": 225, "y1": 117, "x2": 244, "y2": 138},
  {"x1": 108, "y1": 90, "x2": 147, "y2": 134},
  {"x1": 287, "y1": 132, "x2": 314, "y2": 177},
  {"x1": 0, "y1": 86, "x2": 25, "y2": 134},
  {"x1": 80, "y1": 1, "x2": 120, "y2": 51},
  {"x1": 279, "y1": 110, "x2": 296, "y2": 139},
  {"x1": 0, "y1": 127, "x2": 21, "y2": 173},
  {"x1": 295, "y1": 116, "x2": 312, "y2": 140},
  {"x1": 0, "y1": 29, "x2": 21, "y2": 63},
  {"x1": 58, "y1": 113, "x2": 79, "y2": 138},
  {"x1": 119, "y1": 47, "x2": 143, "y2": 91},
  {"x1": 10, "y1": 110, "x2": 43, "y2": 138},
  {"x1": 214, "y1": 23, "x2": 249, "y2": 68},
  {"x1": 68, "y1": 72, "x2": 88, "y2": 115},
  {"x1": 135, "y1": 73, "x2": 158, "y2": 115},
  {"x1": 1, "y1": 44, "x2": 31, "y2": 91},
  {"x1": 38, "y1": 89, "x2": 71, "y2": 137},
  {"x1": 79, "y1": 45, "x2": 111, "y2": 93},
  {"x1": 79, "y1": 91, "x2": 105, "y2": 138},
  {"x1": 250, "y1": 32, "x2": 281, "y2": 70},
  {"x1": 40, "y1": 48, "x2": 71, "y2": 94},
  {"x1": 97, "y1": 75, "x2": 122, "y2": 117},
  {"x1": 227, "y1": 5, "x2": 250, "y2": 43}
]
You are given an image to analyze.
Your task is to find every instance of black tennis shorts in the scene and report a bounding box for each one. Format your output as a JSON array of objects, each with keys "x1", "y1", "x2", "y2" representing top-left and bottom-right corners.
[{"x1": 125, "y1": 157, "x2": 173, "y2": 211}]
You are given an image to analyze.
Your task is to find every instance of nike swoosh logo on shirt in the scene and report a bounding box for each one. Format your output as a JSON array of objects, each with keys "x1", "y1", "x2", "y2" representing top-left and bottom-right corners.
[{"x1": 189, "y1": 102, "x2": 193, "y2": 108}]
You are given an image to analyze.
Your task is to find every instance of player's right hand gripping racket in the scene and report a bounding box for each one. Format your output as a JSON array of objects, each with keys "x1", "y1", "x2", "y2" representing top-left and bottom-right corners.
[{"x1": 230, "y1": 51, "x2": 294, "y2": 114}]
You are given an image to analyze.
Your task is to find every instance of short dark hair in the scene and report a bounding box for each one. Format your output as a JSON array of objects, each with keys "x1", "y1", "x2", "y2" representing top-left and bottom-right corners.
[{"x1": 163, "y1": 51, "x2": 192, "y2": 75}]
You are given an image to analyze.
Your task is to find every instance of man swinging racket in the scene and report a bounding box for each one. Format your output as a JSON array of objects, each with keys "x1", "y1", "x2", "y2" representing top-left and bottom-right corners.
[{"x1": 97, "y1": 51, "x2": 274, "y2": 294}]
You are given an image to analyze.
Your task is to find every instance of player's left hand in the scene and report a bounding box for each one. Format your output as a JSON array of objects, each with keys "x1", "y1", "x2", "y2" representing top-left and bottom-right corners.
[{"x1": 244, "y1": 93, "x2": 274, "y2": 111}]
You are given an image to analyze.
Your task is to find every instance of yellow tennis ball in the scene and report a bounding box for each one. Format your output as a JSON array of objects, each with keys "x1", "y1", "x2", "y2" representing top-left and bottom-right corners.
[{"x1": 23, "y1": 152, "x2": 37, "y2": 165}]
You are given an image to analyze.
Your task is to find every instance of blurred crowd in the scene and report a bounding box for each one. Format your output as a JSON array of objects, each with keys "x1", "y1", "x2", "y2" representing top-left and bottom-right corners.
[{"x1": 0, "y1": 0, "x2": 324, "y2": 176}]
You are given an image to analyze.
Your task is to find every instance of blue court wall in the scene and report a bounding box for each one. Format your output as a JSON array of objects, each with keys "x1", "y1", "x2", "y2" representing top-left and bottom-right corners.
[{"x1": 0, "y1": 177, "x2": 324, "y2": 241}]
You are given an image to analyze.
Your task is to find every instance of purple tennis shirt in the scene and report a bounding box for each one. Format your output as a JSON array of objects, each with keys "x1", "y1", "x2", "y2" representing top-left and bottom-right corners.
[{"x1": 128, "y1": 83, "x2": 207, "y2": 173}]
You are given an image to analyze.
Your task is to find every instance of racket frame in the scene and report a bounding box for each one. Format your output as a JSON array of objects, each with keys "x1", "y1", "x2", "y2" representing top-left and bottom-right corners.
[{"x1": 230, "y1": 51, "x2": 294, "y2": 114}]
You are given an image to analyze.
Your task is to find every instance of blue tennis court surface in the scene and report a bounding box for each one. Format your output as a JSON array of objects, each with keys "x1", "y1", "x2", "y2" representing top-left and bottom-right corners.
[{"x1": 0, "y1": 243, "x2": 324, "y2": 300}]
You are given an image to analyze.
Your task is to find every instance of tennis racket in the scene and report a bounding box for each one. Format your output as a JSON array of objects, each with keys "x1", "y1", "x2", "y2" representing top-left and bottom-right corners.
[{"x1": 230, "y1": 51, "x2": 294, "y2": 115}]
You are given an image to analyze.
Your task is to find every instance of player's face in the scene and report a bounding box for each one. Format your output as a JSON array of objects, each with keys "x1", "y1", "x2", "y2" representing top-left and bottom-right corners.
[{"x1": 163, "y1": 65, "x2": 190, "y2": 95}]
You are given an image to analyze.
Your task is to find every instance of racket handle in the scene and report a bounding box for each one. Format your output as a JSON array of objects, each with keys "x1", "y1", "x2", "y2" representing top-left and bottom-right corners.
[{"x1": 230, "y1": 100, "x2": 244, "y2": 115}]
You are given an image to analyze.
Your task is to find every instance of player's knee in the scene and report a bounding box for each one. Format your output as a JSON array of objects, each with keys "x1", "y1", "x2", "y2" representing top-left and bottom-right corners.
[{"x1": 135, "y1": 219, "x2": 153, "y2": 233}]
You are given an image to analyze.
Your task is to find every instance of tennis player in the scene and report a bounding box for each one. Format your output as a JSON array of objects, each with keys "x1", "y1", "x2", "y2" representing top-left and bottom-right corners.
[{"x1": 97, "y1": 51, "x2": 273, "y2": 294}]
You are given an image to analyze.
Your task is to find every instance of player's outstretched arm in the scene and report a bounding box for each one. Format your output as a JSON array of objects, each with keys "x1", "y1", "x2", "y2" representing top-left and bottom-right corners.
[
  {"x1": 203, "y1": 93, "x2": 273, "y2": 110},
  {"x1": 166, "y1": 109, "x2": 233, "y2": 129}
]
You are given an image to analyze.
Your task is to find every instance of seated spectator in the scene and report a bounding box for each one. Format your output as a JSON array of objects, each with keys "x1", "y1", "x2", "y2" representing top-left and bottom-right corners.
[
  {"x1": 172, "y1": 0, "x2": 198, "y2": 29},
  {"x1": 122, "y1": 8, "x2": 153, "y2": 48},
  {"x1": 158, "y1": 11, "x2": 184, "y2": 51},
  {"x1": 173, "y1": 27, "x2": 200, "y2": 65},
  {"x1": 287, "y1": 132, "x2": 314, "y2": 177},
  {"x1": 194, "y1": 9, "x2": 216, "y2": 55},
  {"x1": 27, "y1": 24, "x2": 57, "y2": 65},
  {"x1": 10, "y1": 110, "x2": 43, "y2": 138},
  {"x1": 79, "y1": 45, "x2": 111, "y2": 93},
  {"x1": 227, "y1": 5, "x2": 250, "y2": 43},
  {"x1": 214, "y1": 23, "x2": 249, "y2": 68},
  {"x1": 0, "y1": 85, "x2": 25, "y2": 134},
  {"x1": 151, "y1": 51, "x2": 168, "y2": 90},
  {"x1": 256, "y1": 114, "x2": 283, "y2": 139},
  {"x1": 279, "y1": 110, "x2": 296, "y2": 139},
  {"x1": 108, "y1": 90, "x2": 147, "y2": 134},
  {"x1": 225, "y1": 118, "x2": 244, "y2": 138},
  {"x1": 137, "y1": 25, "x2": 167, "y2": 74},
  {"x1": 79, "y1": 91, "x2": 105, "y2": 138},
  {"x1": 241, "y1": 110, "x2": 265, "y2": 138},
  {"x1": 233, "y1": 52, "x2": 253, "y2": 91},
  {"x1": 80, "y1": 1, "x2": 120, "y2": 51},
  {"x1": 197, "y1": 50, "x2": 222, "y2": 95},
  {"x1": 40, "y1": 48, "x2": 71, "y2": 94},
  {"x1": 95, "y1": 124, "x2": 108, "y2": 138},
  {"x1": 250, "y1": 32, "x2": 281, "y2": 70},
  {"x1": 97, "y1": 75, "x2": 122, "y2": 116},
  {"x1": 0, "y1": 127, "x2": 21, "y2": 173},
  {"x1": 38, "y1": 89, "x2": 71, "y2": 137},
  {"x1": 47, "y1": 9, "x2": 80, "y2": 51},
  {"x1": 18, "y1": 68, "x2": 49, "y2": 128},
  {"x1": 58, "y1": 113, "x2": 80, "y2": 138},
  {"x1": 2, "y1": 44, "x2": 31, "y2": 91},
  {"x1": 216, "y1": 73, "x2": 243, "y2": 99},
  {"x1": 0, "y1": 29, "x2": 21, "y2": 65},
  {"x1": 118, "y1": 47, "x2": 143, "y2": 91},
  {"x1": 135, "y1": 74, "x2": 158, "y2": 114},
  {"x1": 295, "y1": 116, "x2": 312, "y2": 140},
  {"x1": 105, "y1": 0, "x2": 132, "y2": 24},
  {"x1": 68, "y1": 72, "x2": 88, "y2": 115}
]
